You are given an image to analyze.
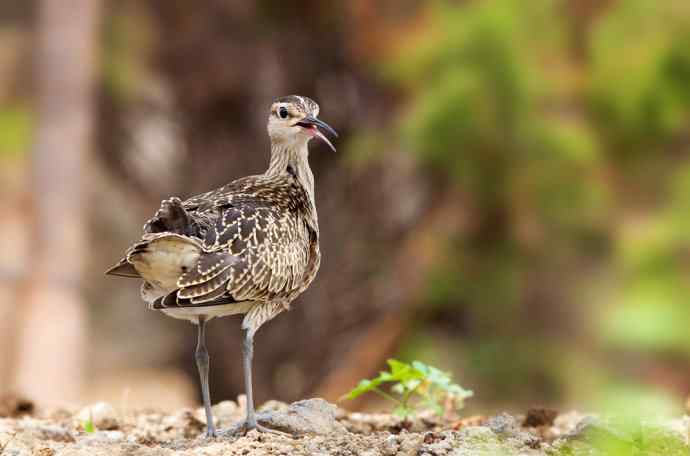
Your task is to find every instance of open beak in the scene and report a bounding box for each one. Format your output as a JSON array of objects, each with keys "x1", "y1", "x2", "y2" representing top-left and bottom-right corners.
[{"x1": 296, "y1": 115, "x2": 338, "y2": 152}]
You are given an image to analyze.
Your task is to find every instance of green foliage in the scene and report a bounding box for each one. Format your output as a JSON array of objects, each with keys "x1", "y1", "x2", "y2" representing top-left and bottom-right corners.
[
  {"x1": 584, "y1": 4, "x2": 690, "y2": 390},
  {"x1": 83, "y1": 417, "x2": 95, "y2": 434},
  {"x1": 390, "y1": 0, "x2": 608, "y2": 245},
  {"x1": 343, "y1": 359, "x2": 472, "y2": 419},
  {"x1": 379, "y1": 0, "x2": 690, "y2": 409},
  {"x1": 602, "y1": 165, "x2": 690, "y2": 354},
  {"x1": 395, "y1": 0, "x2": 541, "y2": 204},
  {"x1": 383, "y1": 0, "x2": 612, "y2": 400},
  {"x1": 376, "y1": 1, "x2": 614, "y2": 283},
  {"x1": 589, "y1": 0, "x2": 690, "y2": 160}
]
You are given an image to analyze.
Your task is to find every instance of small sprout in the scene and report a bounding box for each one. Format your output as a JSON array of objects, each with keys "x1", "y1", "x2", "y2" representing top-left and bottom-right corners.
[
  {"x1": 342, "y1": 359, "x2": 473, "y2": 421},
  {"x1": 83, "y1": 411, "x2": 96, "y2": 433}
]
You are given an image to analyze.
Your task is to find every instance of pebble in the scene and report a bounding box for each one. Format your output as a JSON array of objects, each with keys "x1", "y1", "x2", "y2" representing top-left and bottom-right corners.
[
  {"x1": 79, "y1": 430, "x2": 125, "y2": 443},
  {"x1": 255, "y1": 398, "x2": 346, "y2": 435},
  {"x1": 76, "y1": 402, "x2": 119, "y2": 430},
  {"x1": 381, "y1": 434, "x2": 399, "y2": 455}
]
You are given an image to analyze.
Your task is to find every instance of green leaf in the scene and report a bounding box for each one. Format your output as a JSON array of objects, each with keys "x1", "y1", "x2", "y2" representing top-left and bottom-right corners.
[
  {"x1": 412, "y1": 359, "x2": 474, "y2": 402},
  {"x1": 342, "y1": 378, "x2": 384, "y2": 400},
  {"x1": 386, "y1": 359, "x2": 411, "y2": 377},
  {"x1": 413, "y1": 361, "x2": 451, "y2": 386},
  {"x1": 387, "y1": 359, "x2": 425, "y2": 382},
  {"x1": 378, "y1": 371, "x2": 395, "y2": 382},
  {"x1": 83, "y1": 418, "x2": 95, "y2": 434}
]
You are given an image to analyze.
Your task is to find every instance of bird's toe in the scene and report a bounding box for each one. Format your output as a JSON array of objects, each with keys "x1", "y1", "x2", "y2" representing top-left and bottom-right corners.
[
  {"x1": 255, "y1": 423, "x2": 291, "y2": 437},
  {"x1": 218, "y1": 419, "x2": 292, "y2": 440}
]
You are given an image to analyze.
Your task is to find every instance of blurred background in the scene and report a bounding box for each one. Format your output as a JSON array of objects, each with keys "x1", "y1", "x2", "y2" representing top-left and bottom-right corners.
[{"x1": 1, "y1": 0, "x2": 690, "y2": 417}]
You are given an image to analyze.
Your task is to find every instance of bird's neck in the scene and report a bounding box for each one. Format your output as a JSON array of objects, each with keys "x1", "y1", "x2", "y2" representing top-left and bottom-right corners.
[{"x1": 266, "y1": 141, "x2": 315, "y2": 205}]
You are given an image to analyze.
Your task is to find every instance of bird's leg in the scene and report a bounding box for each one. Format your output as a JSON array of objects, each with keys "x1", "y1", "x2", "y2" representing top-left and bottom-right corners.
[
  {"x1": 220, "y1": 328, "x2": 289, "y2": 438},
  {"x1": 195, "y1": 316, "x2": 216, "y2": 438},
  {"x1": 242, "y1": 327, "x2": 258, "y2": 429}
]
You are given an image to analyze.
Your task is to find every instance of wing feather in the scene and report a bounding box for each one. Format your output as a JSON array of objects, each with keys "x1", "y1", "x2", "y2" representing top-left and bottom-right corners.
[{"x1": 109, "y1": 173, "x2": 319, "y2": 311}]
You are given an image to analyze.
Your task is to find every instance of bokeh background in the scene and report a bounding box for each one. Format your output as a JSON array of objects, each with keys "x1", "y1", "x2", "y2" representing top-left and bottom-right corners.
[{"x1": 1, "y1": 0, "x2": 690, "y2": 418}]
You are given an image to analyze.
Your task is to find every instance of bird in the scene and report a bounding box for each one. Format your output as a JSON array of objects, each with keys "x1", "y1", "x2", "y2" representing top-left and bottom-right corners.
[{"x1": 106, "y1": 95, "x2": 337, "y2": 438}]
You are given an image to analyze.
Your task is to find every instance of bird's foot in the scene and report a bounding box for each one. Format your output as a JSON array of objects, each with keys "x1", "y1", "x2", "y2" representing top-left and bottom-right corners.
[
  {"x1": 203, "y1": 427, "x2": 217, "y2": 439},
  {"x1": 219, "y1": 418, "x2": 291, "y2": 439},
  {"x1": 193, "y1": 426, "x2": 217, "y2": 441}
]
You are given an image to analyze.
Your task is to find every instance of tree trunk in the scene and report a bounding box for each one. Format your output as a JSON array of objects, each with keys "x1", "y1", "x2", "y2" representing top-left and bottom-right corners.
[{"x1": 14, "y1": 0, "x2": 101, "y2": 405}]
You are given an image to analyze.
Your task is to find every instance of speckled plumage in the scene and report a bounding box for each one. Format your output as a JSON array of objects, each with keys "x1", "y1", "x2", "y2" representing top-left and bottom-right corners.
[{"x1": 145, "y1": 172, "x2": 318, "y2": 330}]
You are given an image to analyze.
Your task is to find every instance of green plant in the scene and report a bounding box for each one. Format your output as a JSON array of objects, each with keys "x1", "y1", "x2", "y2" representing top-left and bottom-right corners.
[
  {"x1": 83, "y1": 416, "x2": 95, "y2": 434},
  {"x1": 342, "y1": 359, "x2": 473, "y2": 420}
]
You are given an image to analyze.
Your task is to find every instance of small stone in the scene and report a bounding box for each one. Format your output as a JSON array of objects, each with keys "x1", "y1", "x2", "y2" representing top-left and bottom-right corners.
[
  {"x1": 168, "y1": 409, "x2": 206, "y2": 438},
  {"x1": 258, "y1": 400, "x2": 289, "y2": 414},
  {"x1": 488, "y1": 413, "x2": 519, "y2": 435},
  {"x1": 552, "y1": 411, "x2": 589, "y2": 437},
  {"x1": 382, "y1": 433, "x2": 399, "y2": 455},
  {"x1": 255, "y1": 398, "x2": 346, "y2": 436},
  {"x1": 195, "y1": 400, "x2": 241, "y2": 425},
  {"x1": 76, "y1": 402, "x2": 119, "y2": 430},
  {"x1": 485, "y1": 413, "x2": 544, "y2": 451},
  {"x1": 422, "y1": 432, "x2": 452, "y2": 453},
  {"x1": 523, "y1": 408, "x2": 558, "y2": 428},
  {"x1": 212, "y1": 400, "x2": 240, "y2": 425}
]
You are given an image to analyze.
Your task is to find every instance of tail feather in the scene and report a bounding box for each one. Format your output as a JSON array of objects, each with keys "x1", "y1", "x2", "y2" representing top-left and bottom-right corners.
[
  {"x1": 125, "y1": 233, "x2": 203, "y2": 291},
  {"x1": 105, "y1": 259, "x2": 141, "y2": 278}
]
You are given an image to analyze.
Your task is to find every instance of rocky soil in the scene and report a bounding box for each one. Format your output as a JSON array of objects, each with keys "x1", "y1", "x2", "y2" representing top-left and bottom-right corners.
[{"x1": 0, "y1": 394, "x2": 688, "y2": 455}]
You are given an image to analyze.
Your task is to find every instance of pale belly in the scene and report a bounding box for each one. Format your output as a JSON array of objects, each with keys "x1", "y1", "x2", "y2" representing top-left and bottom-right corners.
[{"x1": 160, "y1": 301, "x2": 255, "y2": 323}]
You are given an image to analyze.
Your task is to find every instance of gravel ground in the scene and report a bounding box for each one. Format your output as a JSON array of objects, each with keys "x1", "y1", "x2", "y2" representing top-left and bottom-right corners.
[{"x1": 0, "y1": 395, "x2": 688, "y2": 455}]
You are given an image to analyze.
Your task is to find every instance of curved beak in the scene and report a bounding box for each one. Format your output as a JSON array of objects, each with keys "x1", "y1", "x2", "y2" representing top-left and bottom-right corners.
[{"x1": 296, "y1": 115, "x2": 338, "y2": 152}]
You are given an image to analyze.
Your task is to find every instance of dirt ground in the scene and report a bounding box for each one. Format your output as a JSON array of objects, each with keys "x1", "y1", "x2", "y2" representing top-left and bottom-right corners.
[{"x1": 0, "y1": 395, "x2": 688, "y2": 455}]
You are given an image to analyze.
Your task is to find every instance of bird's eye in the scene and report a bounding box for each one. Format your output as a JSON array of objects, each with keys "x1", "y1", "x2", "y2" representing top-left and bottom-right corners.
[{"x1": 278, "y1": 107, "x2": 289, "y2": 119}]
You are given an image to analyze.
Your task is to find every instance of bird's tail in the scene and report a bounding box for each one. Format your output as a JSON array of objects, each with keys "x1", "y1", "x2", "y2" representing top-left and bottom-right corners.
[
  {"x1": 105, "y1": 258, "x2": 141, "y2": 278},
  {"x1": 106, "y1": 232, "x2": 204, "y2": 286},
  {"x1": 107, "y1": 197, "x2": 197, "y2": 279}
]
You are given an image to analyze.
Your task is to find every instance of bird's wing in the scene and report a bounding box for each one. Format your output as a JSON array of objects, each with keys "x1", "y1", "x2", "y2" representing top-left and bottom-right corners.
[{"x1": 150, "y1": 174, "x2": 316, "y2": 308}]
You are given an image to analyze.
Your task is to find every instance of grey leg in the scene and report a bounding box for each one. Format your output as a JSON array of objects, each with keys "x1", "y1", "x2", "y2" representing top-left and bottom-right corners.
[
  {"x1": 242, "y1": 328, "x2": 257, "y2": 429},
  {"x1": 220, "y1": 328, "x2": 288, "y2": 438},
  {"x1": 195, "y1": 316, "x2": 216, "y2": 438}
]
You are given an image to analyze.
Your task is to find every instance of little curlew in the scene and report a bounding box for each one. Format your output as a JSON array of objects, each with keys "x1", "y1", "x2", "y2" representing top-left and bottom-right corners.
[{"x1": 106, "y1": 95, "x2": 337, "y2": 437}]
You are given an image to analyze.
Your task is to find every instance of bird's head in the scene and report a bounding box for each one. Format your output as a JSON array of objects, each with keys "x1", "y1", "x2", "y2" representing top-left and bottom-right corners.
[{"x1": 267, "y1": 95, "x2": 338, "y2": 152}]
